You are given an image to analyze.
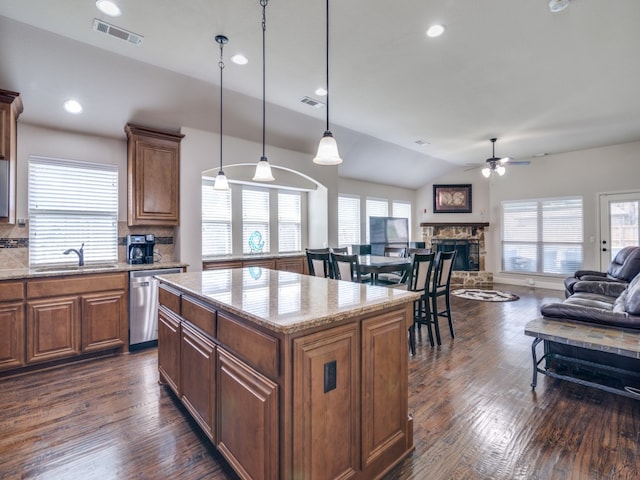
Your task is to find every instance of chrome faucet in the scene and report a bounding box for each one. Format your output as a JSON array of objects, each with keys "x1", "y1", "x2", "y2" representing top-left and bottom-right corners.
[{"x1": 63, "y1": 243, "x2": 85, "y2": 266}]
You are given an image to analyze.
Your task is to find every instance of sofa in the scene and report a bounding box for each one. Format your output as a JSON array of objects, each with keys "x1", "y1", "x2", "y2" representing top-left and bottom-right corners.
[
  {"x1": 540, "y1": 274, "x2": 640, "y2": 383},
  {"x1": 564, "y1": 245, "x2": 640, "y2": 297}
]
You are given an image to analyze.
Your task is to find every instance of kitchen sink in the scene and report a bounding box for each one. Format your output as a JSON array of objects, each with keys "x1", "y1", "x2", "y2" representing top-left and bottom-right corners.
[{"x1": 34, "y1": 264, "x2": 119, "y2": 273}]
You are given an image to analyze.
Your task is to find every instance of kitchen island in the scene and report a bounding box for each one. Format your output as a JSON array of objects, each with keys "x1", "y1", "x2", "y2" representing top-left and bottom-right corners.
[{"x1": 156, "y1": 268, "x2": 419, "y2": 480}]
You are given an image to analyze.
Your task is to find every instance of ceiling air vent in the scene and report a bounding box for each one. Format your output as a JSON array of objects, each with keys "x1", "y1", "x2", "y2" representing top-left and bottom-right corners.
[
  {"x1": 300, "y1": 96, "x2": 325, "y2": 109},
  {"x1": 92, "y1": 18, "x2": 143, "y2": 46}
]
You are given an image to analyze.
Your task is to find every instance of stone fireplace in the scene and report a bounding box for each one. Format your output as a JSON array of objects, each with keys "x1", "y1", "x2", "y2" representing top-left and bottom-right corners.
[{"x1": 421, "y1": 222, "x2": 492, "y2": 288}]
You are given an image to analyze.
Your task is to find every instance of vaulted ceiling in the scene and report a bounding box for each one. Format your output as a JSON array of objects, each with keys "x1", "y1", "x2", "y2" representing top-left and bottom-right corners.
[{"x1": 1, "y1": 0, "x2": 639, "y2": 188}]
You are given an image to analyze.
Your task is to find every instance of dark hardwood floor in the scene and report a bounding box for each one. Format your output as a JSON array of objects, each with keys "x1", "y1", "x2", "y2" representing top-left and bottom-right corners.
[{"x1": 2, "y1": 284, "x2": 639, "y2": 479}]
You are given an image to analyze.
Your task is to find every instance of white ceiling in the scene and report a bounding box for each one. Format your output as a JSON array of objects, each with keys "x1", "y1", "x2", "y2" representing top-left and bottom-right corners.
[{"x1": 1, "y1": 0, "x2": 640, "y2": 189}]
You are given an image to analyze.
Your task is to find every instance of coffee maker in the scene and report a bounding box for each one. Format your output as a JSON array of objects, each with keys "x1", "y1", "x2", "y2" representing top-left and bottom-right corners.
[{"x1": 126, "y1": 234, "x2": 156, "y2": 264}]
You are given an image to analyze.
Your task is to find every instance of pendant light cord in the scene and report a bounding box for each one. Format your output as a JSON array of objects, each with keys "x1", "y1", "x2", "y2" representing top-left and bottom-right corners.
[
  {"x1": 219, "y1": 40, "x2": 225, "y2": 172},
  {"x1": 325, "y1": 0, "x2": 330, "y2": 133},
  {"x1": 261, "y1": 0, "x2": 268, "y2": 160}
]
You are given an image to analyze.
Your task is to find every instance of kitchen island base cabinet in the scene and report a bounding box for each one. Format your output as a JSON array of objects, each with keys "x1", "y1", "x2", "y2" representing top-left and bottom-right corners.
[
  {"x1": 158, "y1": 307, "x2": 181, "y2": 396},
  {"x1": 180, "y1": 323, "x2": 216, "y2": 441},
  {"x1": 217, "y1": 348, "x2": 279, "y2": 480}
]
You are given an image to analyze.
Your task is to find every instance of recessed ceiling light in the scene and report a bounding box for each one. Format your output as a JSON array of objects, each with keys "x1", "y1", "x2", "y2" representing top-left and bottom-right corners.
[
  {"x1": 426, "y1": 24, "x2": 446, "y2": 38},
  {"x1": 414, "y1": 139, "x2": 430, "y2": 146},
  {"x1": 549, "y1": 0, "x2": 569, "y2": 13},
  {"x1": 64, "y1": 100, "x2": 83, "y2": 114},
  {"x1": 231, "y1": 54, "x2": 248, "y2": 65},
  {"x1": 96, "y1": 1, "x2": 121, "y2": 17},
  {"x1": 315, "y1": 87, "x2": 327, "y2": 97}
]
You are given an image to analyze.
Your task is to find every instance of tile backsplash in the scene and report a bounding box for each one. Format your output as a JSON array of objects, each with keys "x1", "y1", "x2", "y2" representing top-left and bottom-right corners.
[{"x1": 0, "y1": 221, "x2": 176, "y2": 268}]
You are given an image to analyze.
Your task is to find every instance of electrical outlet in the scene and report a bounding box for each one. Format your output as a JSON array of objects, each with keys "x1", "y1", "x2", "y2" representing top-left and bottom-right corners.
[{"x1": 324, "y1": 360, "x2": 337, "y2": 393}]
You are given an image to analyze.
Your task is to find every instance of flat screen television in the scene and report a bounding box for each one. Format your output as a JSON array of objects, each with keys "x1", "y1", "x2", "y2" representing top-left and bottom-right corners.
[{"x1": 369, "y1": 217, "x2": 409, "y2": 255}]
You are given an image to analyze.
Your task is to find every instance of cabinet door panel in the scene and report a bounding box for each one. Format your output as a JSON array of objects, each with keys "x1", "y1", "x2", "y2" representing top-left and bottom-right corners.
[
  {"x1": 293, "y1": 323, "x2": 359, "y2": 480},
  {"x1": 0, "y1": 301, "x2": 25, "y2": 370},
  {"x1": 158, "y1": 307, "x2": 181, "y2": 395},
  {"x1": 27, "y1": 297, "x2": 80, "y2": 364},
  {"x1": 181, "y1": 324, "x2": 215, "y2": 441},
  {"x1": 81, "y1": 290, "x2": 126, "y2": 352},
  {"x1": 217, "y1": 348, "x2": 279, "y2": 480},
  {"x1": 361, "y1": 310, "x2": 409, "y2": 472}
]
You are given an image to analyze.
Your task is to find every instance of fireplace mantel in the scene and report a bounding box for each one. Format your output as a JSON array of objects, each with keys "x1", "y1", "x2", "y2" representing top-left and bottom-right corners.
[{"x1": 420, "y1": 222, "x2": 489, "y2": 228}]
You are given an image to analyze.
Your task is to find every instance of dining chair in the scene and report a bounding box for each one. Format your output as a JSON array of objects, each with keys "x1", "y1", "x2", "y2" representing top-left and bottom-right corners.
[
  {"x1": 330, "y1": 247, "x2": 349, "y2": 254},
  {"x1": 407, "y1": 247, "x2": 432, "y2": 255},
  {"x1": 399, "y1": 253, "x2": 436, "y2": 355},
  {"x1": 306, "y1": 248, "x2": 332, "y2": 278},
  {"x1": 424, "y1": 250, "x2": 457, "y2": 346},
  {"x1": 330, "y1": 253, "x2": 364, "y2": 283},
  {"x1": 379, "y1": 246, "x2": 408, "y2": 284}
]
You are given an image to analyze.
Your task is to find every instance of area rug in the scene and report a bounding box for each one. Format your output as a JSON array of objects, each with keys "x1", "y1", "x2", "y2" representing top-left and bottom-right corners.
[{"x1": 451, "y1": 288, "x2": 520, "y2": 302}]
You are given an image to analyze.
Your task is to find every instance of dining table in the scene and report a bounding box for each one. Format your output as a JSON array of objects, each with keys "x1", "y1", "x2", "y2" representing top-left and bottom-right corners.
[{"x1": 357, "y1": 254, "x2": 412, "y2": 285}]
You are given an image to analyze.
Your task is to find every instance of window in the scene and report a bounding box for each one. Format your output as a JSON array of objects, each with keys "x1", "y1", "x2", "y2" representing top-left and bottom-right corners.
[
  {"x1": 392, "y1": 201, "x2": 412, "y2": 238},
  {"x1": 278, "y1": 191, "x2": 301, "y2": 253},
  {"x1": 28, "y1": 156, "x2": 118, "y2": 266},
  {"x1": 338, "y1": 195, "x2": 360, "y2": 247},
  {"x1": 502, "y1": 197, "x2": 583, "y2": 275},
  {"x1": 202, "y1": 178, "x2": 232, "y2": 256},
  {"x1": 243, "y1": 187, "x2": 270, "y2": 254},
  {"x1": 366, "y1": 197, "x2": 388, "y2": 242}
]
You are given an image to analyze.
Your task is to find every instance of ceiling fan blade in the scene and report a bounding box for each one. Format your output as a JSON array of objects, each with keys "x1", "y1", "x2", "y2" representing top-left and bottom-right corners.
[{"x1": 508, "y1": 160, "x2": 531, "y2": 166}]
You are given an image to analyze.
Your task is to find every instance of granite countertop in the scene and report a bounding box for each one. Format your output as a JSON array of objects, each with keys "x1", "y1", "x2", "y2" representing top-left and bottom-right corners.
[
  {"x1": 0, "y1": 262, "x2": 189, "y2": 281},
  {"x1": 157, "y1": 268, "x2": 419, "y2": 335}
]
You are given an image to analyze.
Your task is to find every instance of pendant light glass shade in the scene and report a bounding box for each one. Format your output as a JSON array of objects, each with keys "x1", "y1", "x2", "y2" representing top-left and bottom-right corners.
[
  {"x1": 313, "y1": 131, "x2": 342, "y2": 165},
  {"x1": 496, "y1": 165, "x2": 506, "y2": 176},
  {"x1": 214, "y1": 34, "x2": 230, "y2": 190},
  {"x1": 314, "y1": 0, "x2": 342, "y2": 166},
  {"x1": 253, "y1": 0, "x2": 276, "y2": 182},
  {"x1": 253, "y1": 156, "x2": 275, "y2": 181},
  {"x1": 481, "y1": 167, "x2": 491, "y2": 178}
]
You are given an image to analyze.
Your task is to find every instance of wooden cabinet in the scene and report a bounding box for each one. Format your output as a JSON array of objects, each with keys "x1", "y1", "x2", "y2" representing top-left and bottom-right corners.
[
  {"x1": 0, "y1": 89, "x2": 23, "y2": 224},
  {"x1": 25, "y1": 273, "x2": 128, "y2": 366},
  {"x1": 293, "y1": 324, "x2": 359, "y2": 479},
  {"x1": 26, "y1": 296, "x2": 81, "y2": 364},
  {"x1": 125, "y1": 123, "x2": 184, "y2": 226},
  {"x1": 217, "y1": 348, "x2": 279, "y2": 480},
  {"x1": 158, "y1": 306, "x2": 181, "y2": 396},
  {"x1": 181, "y1": 323, "x2": 216, "y2": 441},
  {"x1": 0, "y1": 280, "x2": 25, "y2": 371},
  {"x1": 81, "y1": 291, "x2": 127, "y2": 353},
  {"x1": 275, "y1": 257, "x2": 305, "y2": 274}
]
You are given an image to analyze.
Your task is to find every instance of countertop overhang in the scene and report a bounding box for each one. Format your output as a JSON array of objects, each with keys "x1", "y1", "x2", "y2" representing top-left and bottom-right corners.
[{"x1": 0, "y1": 262, "x2": 188, "y2": 281}]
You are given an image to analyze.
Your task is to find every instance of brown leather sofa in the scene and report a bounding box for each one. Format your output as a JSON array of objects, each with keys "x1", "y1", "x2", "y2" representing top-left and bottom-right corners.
[{"x1": 563, "y1": 246, "x2": 640, "y2": 297}]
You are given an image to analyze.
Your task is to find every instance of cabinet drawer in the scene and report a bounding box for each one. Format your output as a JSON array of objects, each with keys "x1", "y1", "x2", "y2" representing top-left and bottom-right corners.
[
  {"x1": 0, "y1": 281, "x2": 24, "y2": 302},
  {"x1": 159, "y1": 284, "x2": 181, "y2": 315},
  {"x1": 243, "y1": 259, "x2": 276, "y2": 269},
  {"x1": 182, "y1": 296, "x2": 216, "y2": 338},
  {"x1": 203, "y1": 261, "x2": 243, "y2": 271},
  {"x1": 27, "y1": 273, "x2": 127, "y2": 299},
  {"x1": 218, "y1": 312, "x2": 279, "y2": 379}
]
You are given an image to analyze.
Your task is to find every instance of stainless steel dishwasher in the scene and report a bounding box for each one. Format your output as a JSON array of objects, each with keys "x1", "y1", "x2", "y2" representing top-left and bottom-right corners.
[{"x1": 129, "y1": 267, "x2": 182, "y2": 348}]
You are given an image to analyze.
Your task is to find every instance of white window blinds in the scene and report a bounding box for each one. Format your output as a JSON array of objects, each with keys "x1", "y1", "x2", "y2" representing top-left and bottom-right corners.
[
  {"x1": 392, "y1": 201, "x2": 412, "y2": 238},
  {"x1": 28, "y1": 156, "x2": 118, "y2": 266},
  {"x1": 366, "y1": 198, "x2": 388, "y2": 242},
  {"x1": 202, "y1": 178, "x2": 232, "y2": 256},
  {"x1": 243, "y1": 187, "x2": 270, "y2": 254},
  {"x1": 278, "y1": 191, "x2": 301, "y2": 253},
  {"x1": 338, "y1": 195, "x2": 361, "y2": 248},
  {"x1": 502, "y1": 197, "x2": 583, "y2": 275}
]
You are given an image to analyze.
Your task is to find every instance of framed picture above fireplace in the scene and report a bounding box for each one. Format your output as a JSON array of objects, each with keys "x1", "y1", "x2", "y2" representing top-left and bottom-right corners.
[{"x1": 433, "y1": 184, "x2": 472, "y2": 213}]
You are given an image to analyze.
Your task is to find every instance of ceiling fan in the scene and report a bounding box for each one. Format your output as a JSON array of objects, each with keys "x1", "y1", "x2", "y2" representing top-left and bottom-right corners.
[{"x1": 466, "y1": 138, "x2": 530, "y2": 177}]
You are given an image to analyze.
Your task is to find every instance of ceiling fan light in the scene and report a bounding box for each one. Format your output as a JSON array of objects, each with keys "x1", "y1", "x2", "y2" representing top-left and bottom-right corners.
[
  {"x1": 313, "y1": 131, "x2": 342, "y2": 165},
  {"x1": 497, "y1": 165, "x2": 506, "y2": 176},
  {"x1": 482, "y1": 167, "x2": 491, "y2": 178},
  {"x1": 253, "y1": 157, "x2": 275, "y2": 182},
  {"x1": 213, "y1": 171, "x2": 229, "y2": 190},
  {"x1": 549, "y1": 0, "x2": 569, "y2": 13}
]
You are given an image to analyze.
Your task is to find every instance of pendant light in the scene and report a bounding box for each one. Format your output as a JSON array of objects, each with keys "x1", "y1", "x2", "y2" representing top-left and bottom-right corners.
[
  {"x1": 252, "y1": 0, "x2": 275, "y2": 182},
  {"x1": 313, "y1": 0, "x2": 342, "y2": 165},
  {"x1": 213, "y1": 34, "x2": 230, "y2": 190}
]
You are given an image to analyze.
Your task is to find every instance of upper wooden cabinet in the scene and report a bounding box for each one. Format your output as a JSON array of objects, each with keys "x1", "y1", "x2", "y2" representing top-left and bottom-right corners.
[
  {"x1": 0, "y1": 89, "x2": 23, "y2": 224},
  {"x1": 125, "y1": 123, "x2": 184, "y2": 226}
]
